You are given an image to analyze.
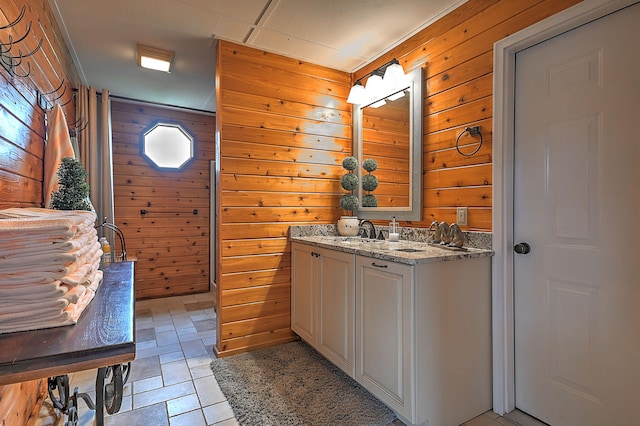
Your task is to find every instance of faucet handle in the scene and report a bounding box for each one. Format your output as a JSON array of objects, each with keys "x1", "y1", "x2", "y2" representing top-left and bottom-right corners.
[
  {"x1": 438, "y1": 221, "x2": 451, "y2": 244},
  {"x1": 431, "y1": 220, "x2": 442, "y2": 243}
]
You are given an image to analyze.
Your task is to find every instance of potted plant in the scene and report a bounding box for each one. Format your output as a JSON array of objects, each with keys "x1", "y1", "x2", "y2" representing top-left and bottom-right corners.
[{"x1": 338, "y1": 156, "x2": 359, "y2": 236}]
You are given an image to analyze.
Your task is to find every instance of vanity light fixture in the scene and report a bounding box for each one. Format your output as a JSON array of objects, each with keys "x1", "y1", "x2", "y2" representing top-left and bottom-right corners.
[
  {"x1": 136, "y1": 44, "x2": 174, "y2": 73},
  {"x1": 346, "y1": 58, "x2": 406, "y2": 105}
]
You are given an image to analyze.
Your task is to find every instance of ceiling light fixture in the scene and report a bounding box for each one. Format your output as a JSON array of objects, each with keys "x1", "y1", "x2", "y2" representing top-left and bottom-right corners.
[
  {"x1": 136, "y1": 44, "x2": 174, "y2": 73},
  {"x1": 346, "y1": 58, "x2": 407, "y2": 105}
]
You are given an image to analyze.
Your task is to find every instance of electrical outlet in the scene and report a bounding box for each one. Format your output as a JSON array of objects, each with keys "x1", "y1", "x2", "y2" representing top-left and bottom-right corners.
[{"x1": 456, "y1": 207, "x2": 468, "y2": 226}]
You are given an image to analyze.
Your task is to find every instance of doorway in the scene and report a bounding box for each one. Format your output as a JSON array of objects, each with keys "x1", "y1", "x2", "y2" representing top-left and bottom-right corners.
[{"x1": 492, "y1": 0, "x2": 640, "y2": 422}]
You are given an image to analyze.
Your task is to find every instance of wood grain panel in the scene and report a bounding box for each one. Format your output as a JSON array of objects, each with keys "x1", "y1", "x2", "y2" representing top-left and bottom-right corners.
[
  {"x1": 221, "y1": 298, "x2": 290, "y2": 323},
  {"x1": 425, "y1": 164, "x2": 492, "y2": 189},
  {"x1": 221, "y1": 253, "x2": 290, "y2": 275},
  {"x1": 221, "y1": 206, "x2": 338, "y2": 223},
  {"x1": 111, "y1": 100, "x2": 215, "y2": 299},
  {"x1": 221, "y1": 191, "x2": 340, "y2": 208},
  {"x1": 221, "y1": 158, "x2": 342, "y2": 179},
  {"x1": 0, "y1": 378, "x2": 46, "y2": 426},
  {"x1": 425, "y1": 187, "x2": 492, "y2": 208},
  {"x1": 221, "y1": 283, "x2": 291, "y2": 307},
  {"x1": 425, "y1": 96, "x2": 493, "y2": 133},
  {"x1": 221, "y1": 90, "x2": 351, "y2": 125},
  {"x1": 217, "y1": 328, "x2": 298, "y2": 356},
  {"x1": 426, "y1": 51, "x2": 493, "y2": 96},
  {"x1": 220, "y1": 313, "x2": 291, "y2": 339},
  {"x1": 221, "y1": 140, "x2": 345, "y2": 166},
  {"x1": 221, "y1": 238, "x2": 289, "y2": 257},
  {"x1": 223, "y1": 107, "x2": 350, "y2": 139},
  {"x1": 220, "y1": 223, "x2": 291, "y2": 240},
  {"x1": 425, "y1": 73, "x2": 493, "y2": 114},
  {"x1": 221, "y1": 269, "x2": 292, "y2": 291},
  {"x1": 221, "y1": 125, "x2": 350, "y2": 152},
  {"x1": 220, "y1": 174, "x2": 341, "y2": 193},
  {"x1": 219, "y1": 42, "x2": 350, "y2": 84},
  {"x1": 216, "y1": 40, "x2": 348, "y2": 356}
]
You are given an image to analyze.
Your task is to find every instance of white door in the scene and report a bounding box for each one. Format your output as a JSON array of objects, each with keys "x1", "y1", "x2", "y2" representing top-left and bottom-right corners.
[{"x1": 513, "y1": 3, "x2": 640, "y2": 425}]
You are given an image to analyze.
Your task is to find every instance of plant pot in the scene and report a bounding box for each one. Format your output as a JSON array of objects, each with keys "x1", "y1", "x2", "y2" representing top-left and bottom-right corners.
[{"x1": 337, "y1": 216, "x2": 359, "y2": 236}]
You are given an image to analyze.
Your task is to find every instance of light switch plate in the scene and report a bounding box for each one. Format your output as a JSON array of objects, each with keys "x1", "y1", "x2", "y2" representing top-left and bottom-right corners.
[{"x1": 456, "y1": 207, "x2": 468, "y2": 226}]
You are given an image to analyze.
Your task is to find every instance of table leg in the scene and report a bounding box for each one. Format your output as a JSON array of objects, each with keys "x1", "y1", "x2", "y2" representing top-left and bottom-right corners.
[
  {"x1": 95, "y1": 362, "x2": 131, "y2": 425},
  {"x1": 95, "y1": 367, "x2": 107, "y2": 426}
]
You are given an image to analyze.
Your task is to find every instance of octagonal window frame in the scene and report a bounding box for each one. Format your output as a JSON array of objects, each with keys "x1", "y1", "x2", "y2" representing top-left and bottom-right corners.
[{"x1": 140, "y1": 120, "x2": 196, "y2": 171}]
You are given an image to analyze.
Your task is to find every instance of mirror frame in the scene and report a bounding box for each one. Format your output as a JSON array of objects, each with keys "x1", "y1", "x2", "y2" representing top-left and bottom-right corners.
[{"x1": 353, "y1": 66, "x2": 423, "y2": 220}]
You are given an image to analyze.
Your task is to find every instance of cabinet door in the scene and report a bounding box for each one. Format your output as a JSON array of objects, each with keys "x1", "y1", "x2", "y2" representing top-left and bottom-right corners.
[
  {"x1": 317, "y1": 247, "x2": 355, "y2": 377},
  {"x1": 356, "y1": 256, "x2": 414, "y2": 420},
  {"x1": 291, "y1": 243, "x2": 317, "y2": 343}
]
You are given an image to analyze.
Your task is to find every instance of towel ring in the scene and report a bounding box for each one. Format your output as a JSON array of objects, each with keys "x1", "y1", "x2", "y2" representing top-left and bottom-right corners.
[{"x1": 455, "y1": 126, "x2": 483, "y2": 157}]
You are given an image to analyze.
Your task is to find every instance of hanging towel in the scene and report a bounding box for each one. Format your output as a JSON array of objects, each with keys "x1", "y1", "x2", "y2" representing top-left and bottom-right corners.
[{"x1": 44, "y1": 104, "x2": 75, "y2": 208}]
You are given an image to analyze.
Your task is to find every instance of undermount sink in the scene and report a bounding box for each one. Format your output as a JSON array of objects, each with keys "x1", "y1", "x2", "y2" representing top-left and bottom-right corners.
[{"x1": 390, "y1": 248, "x2": 425, "y2": 253}]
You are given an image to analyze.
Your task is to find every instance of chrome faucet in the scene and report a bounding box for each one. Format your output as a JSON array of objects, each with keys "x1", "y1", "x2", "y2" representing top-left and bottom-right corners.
[{"x1": 358, "y1": 220, "x2": 376, "y2": 240}]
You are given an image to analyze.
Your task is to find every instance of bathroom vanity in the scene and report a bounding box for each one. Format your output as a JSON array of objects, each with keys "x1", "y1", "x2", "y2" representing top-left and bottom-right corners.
[{"x1": 291, "y1": 234, "x2": 493, "y2": 426}]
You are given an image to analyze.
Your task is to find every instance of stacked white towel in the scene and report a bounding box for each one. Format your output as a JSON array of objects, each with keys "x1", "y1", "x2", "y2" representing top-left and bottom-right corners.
[{"x1": 0, "y1": 208, "x2": 104, "y2": 334}]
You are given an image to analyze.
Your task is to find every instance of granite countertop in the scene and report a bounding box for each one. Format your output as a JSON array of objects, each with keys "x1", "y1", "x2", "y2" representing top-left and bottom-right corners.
[{"x1": 291, "y1": 235, "x2": 493, "y2": 266}]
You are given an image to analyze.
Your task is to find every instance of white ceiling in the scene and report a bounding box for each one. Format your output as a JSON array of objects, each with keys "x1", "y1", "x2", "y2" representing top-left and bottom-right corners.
[{"x1": 49, "y1": 0, "x2": 465, "y2": 112}]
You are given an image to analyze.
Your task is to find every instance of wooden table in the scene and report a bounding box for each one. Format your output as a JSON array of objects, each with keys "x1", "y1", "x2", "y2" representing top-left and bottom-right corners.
[{"x1": 0, "y1": 262, "x2": 135, "y2": 425}]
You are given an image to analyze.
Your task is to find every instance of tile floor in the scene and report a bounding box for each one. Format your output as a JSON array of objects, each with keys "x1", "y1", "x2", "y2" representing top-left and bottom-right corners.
[{"x1": 34, "y1": 291, "x2": 541, "y2": 426}]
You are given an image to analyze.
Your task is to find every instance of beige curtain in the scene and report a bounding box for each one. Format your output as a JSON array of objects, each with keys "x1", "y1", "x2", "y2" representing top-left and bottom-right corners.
[{"x1": 76, "y1": 85, "x2": 115, "y2": 240}]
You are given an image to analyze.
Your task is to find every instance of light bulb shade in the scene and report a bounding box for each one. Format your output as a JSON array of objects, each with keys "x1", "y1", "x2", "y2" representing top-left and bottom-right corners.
[
  {"x1": 383, "y1": 62, "x2": 407, "y2": 91},
  {"x1": 364, "y1": 74, "x2": 384, "y2": 100},
  {"x1": 346, "y1": 83, "x2": 367, "y2": 104}
]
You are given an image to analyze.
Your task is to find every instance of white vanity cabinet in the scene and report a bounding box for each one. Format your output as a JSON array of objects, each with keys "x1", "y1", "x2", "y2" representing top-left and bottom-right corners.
[
  {"x1": 356, "y1": 256, "x2": 414, "y2": 421},
  {"x1": 356, "y1": 254, "x2": 493, "y2": 426},
  {"x1": 291, "y1": 242, "x2": 355, "y2": 376},
  {"x1": 291, "y1": 239, "x2": 492, "y2": 426}
]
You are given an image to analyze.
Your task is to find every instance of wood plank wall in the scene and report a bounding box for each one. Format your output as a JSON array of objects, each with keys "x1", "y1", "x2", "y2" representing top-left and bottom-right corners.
[
  {"x1": 215, "y1": 41, "x2": 352, "y2": 356},
  {"x1": 354, "y1": 0, "x2": 583, "y2": 231},
  {"x1": 0, "y1": 0, "x2": 79, "y2": 423},
  {"x1": 214, "y1": 1, "x2": 583, "y2": 356},
  {"x1": 111, "y1": 100, "x2": 215, "y2": 300},
  {"x1": 0, "y1": 0, "x2": 76, "y2": 209}
]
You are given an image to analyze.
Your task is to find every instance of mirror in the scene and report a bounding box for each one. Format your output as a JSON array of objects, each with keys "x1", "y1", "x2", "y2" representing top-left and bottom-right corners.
[{"x1": 354, "y1": 67, "x2": 422, "y2": 220}]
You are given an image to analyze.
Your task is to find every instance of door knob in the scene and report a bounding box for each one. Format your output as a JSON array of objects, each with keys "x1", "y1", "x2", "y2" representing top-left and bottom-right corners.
[{"x1": 514, "y1": 242, "x2": 531, "y2": 254}]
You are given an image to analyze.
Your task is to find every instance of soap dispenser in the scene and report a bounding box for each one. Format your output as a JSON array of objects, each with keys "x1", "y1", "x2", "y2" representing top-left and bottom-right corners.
[{"x1": 389, "y1": 216, "x2": 400, "y2": 242}]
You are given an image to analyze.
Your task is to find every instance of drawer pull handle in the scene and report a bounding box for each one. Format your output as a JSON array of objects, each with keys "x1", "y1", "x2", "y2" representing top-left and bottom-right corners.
[{"x1": 371, "y1": 262, "x2": 388, "y2": 268}]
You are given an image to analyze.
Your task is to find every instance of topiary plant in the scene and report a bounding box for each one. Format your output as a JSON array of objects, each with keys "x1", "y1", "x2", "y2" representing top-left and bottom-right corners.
[
  {"x1": 50, "y1": 157, "x2": 92, "y2": 211},
  {"x1": 340, "y1": 156, "x2": 359, "y2": 215},
  {"x1": 361, "y1": 158, "x2": 378, "y2": 207}
]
